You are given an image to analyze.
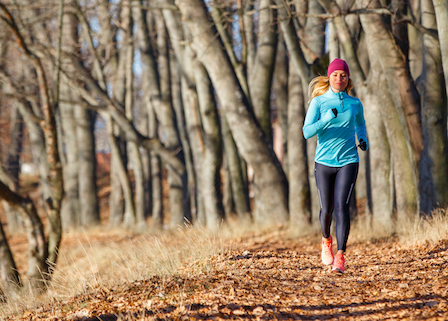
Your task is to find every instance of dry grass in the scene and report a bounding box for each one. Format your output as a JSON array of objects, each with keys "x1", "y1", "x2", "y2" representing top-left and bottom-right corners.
[
  {"x1": 350, "y1": 207, "x2": 448, "y2": 245},
  {"x1": 399, "y1": 207, "x2": 448, "y2": 245},
  {"x1": 0, "y1": 225, "x2": 227, "y2": 318}
]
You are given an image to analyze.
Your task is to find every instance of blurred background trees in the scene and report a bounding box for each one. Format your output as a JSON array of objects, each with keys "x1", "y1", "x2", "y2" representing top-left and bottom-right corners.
[{"x1": 0, "y1": 0, "x2": 447, "y2": 289}]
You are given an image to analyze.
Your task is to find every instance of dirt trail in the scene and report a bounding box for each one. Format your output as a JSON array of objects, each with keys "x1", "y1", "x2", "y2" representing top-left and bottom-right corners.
[{"x1": 8, "y1": 232, "x2": 448, "y2": 320}]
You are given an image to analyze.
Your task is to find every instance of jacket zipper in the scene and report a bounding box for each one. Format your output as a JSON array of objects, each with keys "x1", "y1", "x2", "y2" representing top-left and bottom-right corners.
[{"x1": 339, "y1": 92, "x2": 344, "y2": 110}]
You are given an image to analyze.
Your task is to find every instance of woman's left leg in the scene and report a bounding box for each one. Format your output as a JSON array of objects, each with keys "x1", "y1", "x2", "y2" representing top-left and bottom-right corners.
[{"x1": 333, "y1": 162, "x2": 359, "y2": 252}]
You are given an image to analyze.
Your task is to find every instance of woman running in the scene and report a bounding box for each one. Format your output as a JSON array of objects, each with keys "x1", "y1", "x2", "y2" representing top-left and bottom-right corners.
[{"x1": 302, "y1": 59, "x2": 368, "y2": 273}]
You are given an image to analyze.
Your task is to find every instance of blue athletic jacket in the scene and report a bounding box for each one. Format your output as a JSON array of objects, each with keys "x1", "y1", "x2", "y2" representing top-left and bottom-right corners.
[{"x1": 303, "y1": 88, "x2": 368, "y2": 167}]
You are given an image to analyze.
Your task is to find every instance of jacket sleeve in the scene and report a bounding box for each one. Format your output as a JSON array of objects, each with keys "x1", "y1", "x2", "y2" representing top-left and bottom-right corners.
[
  {"x1": 355, "y1": 101, "x2": 369, "y2": 149},
  {"x1": 302, "y1": 98, "x2": 334, "y2": 139}
]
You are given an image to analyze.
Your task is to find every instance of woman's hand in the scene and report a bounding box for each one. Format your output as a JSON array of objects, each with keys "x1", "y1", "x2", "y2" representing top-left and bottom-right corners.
[
  {"x1": 358, "y1": 139, "x2": 367, "y2": 151},
  {"x1": 322, "y1": 109, "x2": 337, "y2": 123}
]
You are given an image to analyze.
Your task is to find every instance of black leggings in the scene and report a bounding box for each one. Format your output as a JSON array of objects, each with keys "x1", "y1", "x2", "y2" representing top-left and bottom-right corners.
[{"x1": 315, "y1": 162, "x2": 359, "y2": 252}]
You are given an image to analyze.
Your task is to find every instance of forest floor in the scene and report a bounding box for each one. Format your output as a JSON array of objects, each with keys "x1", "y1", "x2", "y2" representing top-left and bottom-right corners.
[{"x1": 4, "y1": 228, "x2": 448, "y2": 321}]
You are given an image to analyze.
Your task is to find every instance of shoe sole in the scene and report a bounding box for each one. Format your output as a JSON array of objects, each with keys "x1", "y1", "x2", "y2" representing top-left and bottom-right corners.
[{"x1": 331, "y1": 267, "x2": 344, "y2": 274}]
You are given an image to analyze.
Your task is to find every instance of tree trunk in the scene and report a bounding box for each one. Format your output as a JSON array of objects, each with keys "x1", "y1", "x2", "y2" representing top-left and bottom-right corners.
[
  {"x1": 433, "y1": 0, "x2": 448, "y2": 99},
  {"x1": 75, "y1": 107, "x2": 100, "y2": 226},
  {"x1": 195, "y1": 61, "x2": 224, "y2": 228},
  {"x1": 125, "y1": 7, "x2": 145, "y2": 228},
  {"x1": 5, "y1": 104, "x2": 23, "y2": 231},
  {"x1": 170, "y1": 56, "x2": 193, "y2": 225},
  {"x1": 419, "y1": 0, "x2": 448, "y2": 213},
  {"x1": 249, "y1": 0, "x2": 278, "y2": 140},
  {"x1": 0, "y1": 181, "x2": 47, "y2": 288},
  {"x1": 108, "y1": 0, "x2": 137, "y2": 228},
  {"x1": 303, "y1": 0, "x2": 326, "y2": 61},
  {"x1": 60, "y1": 100, "x2": 80, "y2": 229},
  {"x1": 287, "y1": 61, "x2": 312, "y2": 227},
  {"x1": 154, "y1": 11, "x2": 186, "y2": 228},
  {"x1": 59, "y1": 4, "x2": 81, "y2": 230},
  {"x1": 273, "y1": 35, "x2": 289, "y2": 174},
  {"x1": 148, "y1": 101, "x2": 164, "y2": 228},
  {"x1": 162, "y1": 8, "x2": 199, "y2": 224},
  {"x1": 0, "y1": 220, "x2": 21, "y2": 290},
  {"x1": 221, "y1": 113, "x2": 251, "y2": 219},
  {"x1": 364, "y1": 61, "x2": 394, "y2": 230},
  {"x1": 177, "y1": 0, "x2": 289, "y2": 225},
  {"x1": 107, "y1": 117, "x2": 134, "y2": 227}
]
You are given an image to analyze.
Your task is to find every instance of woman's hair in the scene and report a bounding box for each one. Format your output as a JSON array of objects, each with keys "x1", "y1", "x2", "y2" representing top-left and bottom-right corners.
[{"x1": 308, "y1": 76, "x2": 353, "y2": 103}]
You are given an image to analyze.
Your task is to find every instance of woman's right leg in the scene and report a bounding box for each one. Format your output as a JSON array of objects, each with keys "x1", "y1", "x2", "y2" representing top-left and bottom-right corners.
[{"x1": 314, "y1": 163, "x2": 337, "y2": 238}]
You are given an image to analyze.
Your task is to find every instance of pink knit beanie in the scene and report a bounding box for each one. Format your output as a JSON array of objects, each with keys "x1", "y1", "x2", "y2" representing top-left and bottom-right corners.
[{"x1": 327, "y1": 59, "x2": 350, "y2": 77}]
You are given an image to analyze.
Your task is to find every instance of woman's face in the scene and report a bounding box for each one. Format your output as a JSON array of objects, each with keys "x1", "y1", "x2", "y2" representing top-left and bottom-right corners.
[{"x1": 329, "y1": 70, "x2": 349, "y2": 93}]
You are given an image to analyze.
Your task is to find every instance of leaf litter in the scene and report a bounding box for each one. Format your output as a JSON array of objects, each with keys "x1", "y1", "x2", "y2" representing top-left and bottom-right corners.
[{"x1": 5, "y1": 231, "x2": 448, "y2": 320}]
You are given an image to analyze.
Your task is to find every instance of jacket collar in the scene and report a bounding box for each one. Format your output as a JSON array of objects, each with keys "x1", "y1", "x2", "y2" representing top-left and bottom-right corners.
[{"x1": 325, "y1": 88, "x2": 348, "y2": 98}]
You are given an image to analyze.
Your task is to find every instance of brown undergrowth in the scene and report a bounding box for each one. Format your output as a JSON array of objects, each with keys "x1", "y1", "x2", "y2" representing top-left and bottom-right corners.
[{"x1": 1, "y1": 213, "x2": 448, "y2": 321}]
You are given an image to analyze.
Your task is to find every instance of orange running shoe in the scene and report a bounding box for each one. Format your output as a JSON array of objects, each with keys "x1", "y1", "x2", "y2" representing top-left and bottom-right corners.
[
  {"x1": 321, "y1": 236, "x2": 334, "y2": 265},
  {"x1": 332, "y1": 253, "x2": 345, "y2": 273}
]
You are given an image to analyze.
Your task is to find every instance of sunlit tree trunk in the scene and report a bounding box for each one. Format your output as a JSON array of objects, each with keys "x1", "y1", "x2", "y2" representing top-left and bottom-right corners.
[
  {"x1": 273, "y1": 35, "x2": 289, "y2": 173},
  {"x1": 419, "y1": 0, "x2": 448, "y2": 213},
  {"x1": 195, "y1": 62, "x2": 224, "y2": 228},
  {"x1": 287, "y1": 60, "x2": 312, "y2": 227},
  {"x1": 5, "y1": 104, "x2": 23, "y2": 231},
  {"x1": 0, "y1": 181, "x2": 46, "y2": 288},
  {"x1": 156, "y1": 14, "x2": 186, "y2": 228},
  {"x1": 433, "y1": 0, "x2": 448, "y2": 98},
  {"x1": 108, "y1": 1, "x2": 136, "y2": 227},
  {"x1": 59, "y1": 13, "x2": 80, "y2": 228},
  {"x1": 221, "y1": 113, "x2": 251, "y2": 219},
  {"x1": 249, "y1": 0, "x2": 277, "y2": 140},
  {"x1": 125, "y1": 7, "x2": 144, "y2": 228},
  {"x1": 364, "y1": 57, "x2": 394, "y2": 231},
  {"x1": 0, "y1": 212, "x2": 21, "y2": 290},
  {"x1": 171, "y1": 56, "x2": 193, "y2": 225}
]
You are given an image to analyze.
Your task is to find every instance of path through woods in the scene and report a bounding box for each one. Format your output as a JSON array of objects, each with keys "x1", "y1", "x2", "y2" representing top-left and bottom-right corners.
[{"x1": 7, "y1": 232, "x2": 448, "y2": 320}]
